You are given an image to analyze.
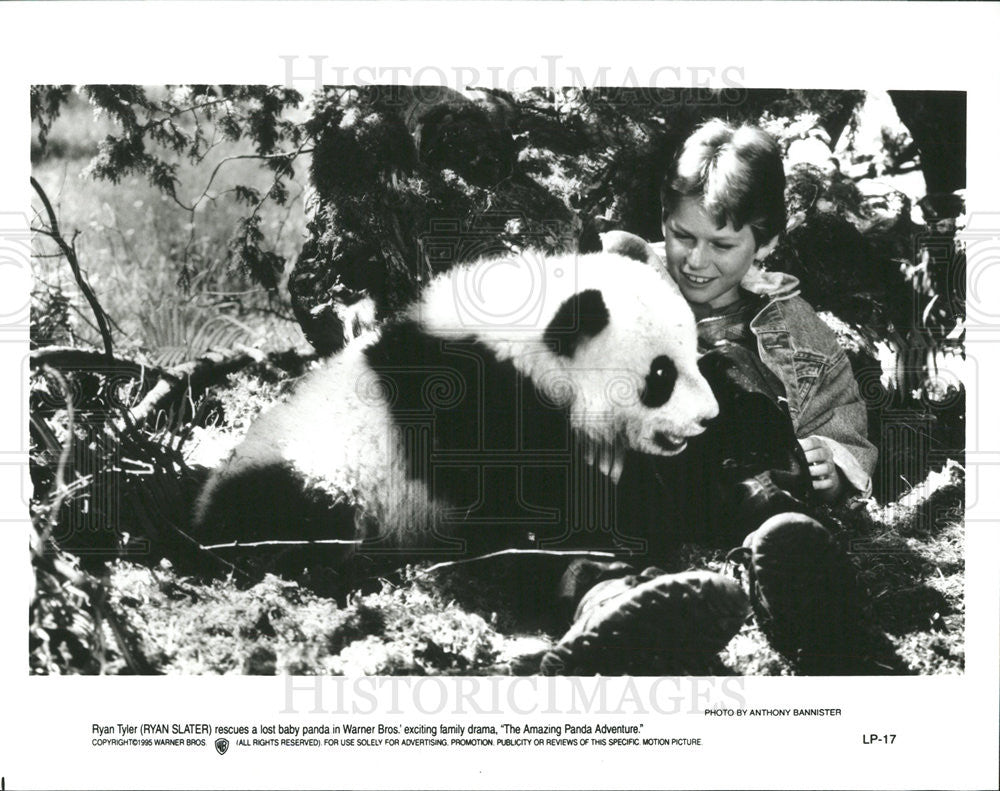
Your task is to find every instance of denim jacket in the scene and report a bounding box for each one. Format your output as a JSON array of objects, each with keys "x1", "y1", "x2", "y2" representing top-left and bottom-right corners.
[
  {"x1": 642, "y1": 237, "x2": 876, "y2": 497},
  {"x1": 730, "y1": 266, "x2": 876, "y2": 496}
]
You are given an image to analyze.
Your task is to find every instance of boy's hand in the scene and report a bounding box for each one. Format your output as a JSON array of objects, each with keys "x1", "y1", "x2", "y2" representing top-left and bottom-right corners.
[{"x1": 799, "y1": 436, "x2": 844, "y2": 503}]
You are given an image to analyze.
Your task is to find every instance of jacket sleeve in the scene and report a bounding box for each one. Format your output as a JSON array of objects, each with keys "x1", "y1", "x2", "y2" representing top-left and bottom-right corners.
[{"x1": 794, "y1": 350, "x2": 877, "y2": 497}]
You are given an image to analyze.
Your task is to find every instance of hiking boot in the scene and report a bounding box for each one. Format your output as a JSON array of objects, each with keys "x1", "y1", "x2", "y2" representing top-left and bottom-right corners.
[
  {"x1": 732, "y1": 472, "x2": 811, "y2": 537},
  {"x1": 555, "y1": 558, "x2": 638, "y2": 621},
  {"x1": 540, "y1": 569, "x2": 749, "y2": 676},
  {"x1": 730, "y1": 512, "x2": 872, "y2": 674}
]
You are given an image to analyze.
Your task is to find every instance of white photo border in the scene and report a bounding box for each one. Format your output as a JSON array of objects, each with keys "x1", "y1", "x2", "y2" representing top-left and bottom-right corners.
[{"x1": 2, "y1": 2, "x2": 998, "y2": 789}]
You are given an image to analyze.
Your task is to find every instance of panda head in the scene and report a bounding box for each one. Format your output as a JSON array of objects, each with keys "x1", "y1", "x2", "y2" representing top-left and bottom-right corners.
[
  {"x1": 415, "y1": 251, "x2": 719, "y2": 478},
  {"x1": 537, "y1": 254, "x2": 719, "y2": 464}
]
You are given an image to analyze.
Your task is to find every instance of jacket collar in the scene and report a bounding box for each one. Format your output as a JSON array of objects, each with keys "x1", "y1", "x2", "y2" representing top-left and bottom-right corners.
[
  {"x1": 740, "y1": 265, "x2": 800, "y2": 299},
  {"x1": 650, "y1": 241, "x2": 800, "y2": 300},
  {"x1": 649, "y1": 240, "x2": 800, "y2": 321}
]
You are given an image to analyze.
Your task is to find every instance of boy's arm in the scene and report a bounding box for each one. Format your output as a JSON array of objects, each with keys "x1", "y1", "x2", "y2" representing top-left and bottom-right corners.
[{"x1": 795, "y1": 352, "x2": 877, "y2": 498}]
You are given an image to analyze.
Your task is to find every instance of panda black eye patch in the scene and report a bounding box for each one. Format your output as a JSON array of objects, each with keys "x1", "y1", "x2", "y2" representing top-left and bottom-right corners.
[{"x1": 641, "y1": 355, "x2": 678, "y2": 407}]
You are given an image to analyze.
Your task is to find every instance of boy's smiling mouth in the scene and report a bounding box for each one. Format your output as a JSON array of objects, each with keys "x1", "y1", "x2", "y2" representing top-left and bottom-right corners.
[{"x1": 681, "y1": 271, "x2": 716, "y2": 286}]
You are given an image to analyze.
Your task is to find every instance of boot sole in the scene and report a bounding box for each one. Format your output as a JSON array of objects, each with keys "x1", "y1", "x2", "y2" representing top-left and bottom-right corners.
[{"x1": 541, "y1": 571, "x2": 749, "y2": 675}]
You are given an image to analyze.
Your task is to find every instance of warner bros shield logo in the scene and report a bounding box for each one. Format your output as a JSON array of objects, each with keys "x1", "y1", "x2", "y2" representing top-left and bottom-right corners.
[{"x1": 214, "y1": 737, "x2": 229, "y2": 755}]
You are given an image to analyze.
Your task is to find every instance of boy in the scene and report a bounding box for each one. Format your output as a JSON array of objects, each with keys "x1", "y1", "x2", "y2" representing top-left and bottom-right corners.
[
  {"x1": 541, "y1": 121, "x2": 883, "y2": 675},
  {"x1": 657, "y1": 119, "x2": 875, "y2": 502}
]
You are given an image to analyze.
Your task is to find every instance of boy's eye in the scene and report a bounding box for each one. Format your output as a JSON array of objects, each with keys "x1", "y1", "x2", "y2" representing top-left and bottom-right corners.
[{"x1": 713, "y1": 243, "x2": 734, "y2": 251}]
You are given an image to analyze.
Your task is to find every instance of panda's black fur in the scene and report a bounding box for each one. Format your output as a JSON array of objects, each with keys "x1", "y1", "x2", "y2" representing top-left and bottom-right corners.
[
  {"x1": 363, "y1": 318, "x2": 571, "y2": 554},
  {"x1": 194, "y1": 251, "x2": 719, "y2": 573}
]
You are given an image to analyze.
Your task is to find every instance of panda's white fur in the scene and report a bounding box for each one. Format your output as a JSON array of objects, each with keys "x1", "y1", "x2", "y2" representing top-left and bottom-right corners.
[{"x1": 194, "y1": 250, "x2": 718, "y2": 556}]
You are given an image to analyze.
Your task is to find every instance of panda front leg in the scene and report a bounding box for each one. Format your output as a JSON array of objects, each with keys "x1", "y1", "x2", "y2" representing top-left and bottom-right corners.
[{"x1": 192, "y1": 451, "x2": 366, "y2": 590}]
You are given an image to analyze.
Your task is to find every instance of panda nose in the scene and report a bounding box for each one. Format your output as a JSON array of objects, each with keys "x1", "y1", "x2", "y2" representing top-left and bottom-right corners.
[{"x1": 700, "y1": 389, "x2": 720, "y2": 424}]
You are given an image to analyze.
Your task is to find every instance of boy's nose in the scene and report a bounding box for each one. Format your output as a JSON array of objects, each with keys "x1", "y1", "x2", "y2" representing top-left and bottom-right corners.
[{"x1": 687, "y1": 243, "x2": 708, "y2": 269}]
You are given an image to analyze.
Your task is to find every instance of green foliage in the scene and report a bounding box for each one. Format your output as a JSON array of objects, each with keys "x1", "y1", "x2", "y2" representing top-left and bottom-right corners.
[
  {"x1": 229, "y1": 214, "x2": 285, "y2": 291},
  {"x1": 30, "y1": 552, "x2": 104, "y2": 675},
  {"x1": 29, "y1": 368, "x2": 203, "y2": 563},
  {"x1": 32, "y1": 85, "x2": 307, "y2": 294},
  {"x1": 31, "y1": 94, "x2": 310, "y2": 357},
  {"x1": 30, "y1": 85, "x2": 75, "y2": 151},
  {"x1": 202, "y1": 370, "x2": 290, "y2": 436},
  {"x1": 92, "y1": 567, "x2": 503, "y2": 675},
  {"x1": 31, "y1": 281, "x2": 73, "y2": 347},
  {"x1": 138, "y1": 305, "x2": 259, "y2": 368}
]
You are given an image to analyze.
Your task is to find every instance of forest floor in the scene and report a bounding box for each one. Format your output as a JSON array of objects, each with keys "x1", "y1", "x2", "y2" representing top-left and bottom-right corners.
[{"x1": 80, "y1": 447, "x2": 964, "y2": 676}]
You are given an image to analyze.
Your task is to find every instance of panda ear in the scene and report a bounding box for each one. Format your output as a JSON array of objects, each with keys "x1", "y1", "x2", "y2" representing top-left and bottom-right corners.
[{"x1": 543, "y1": 288, "x2": 610, "y2": 357}]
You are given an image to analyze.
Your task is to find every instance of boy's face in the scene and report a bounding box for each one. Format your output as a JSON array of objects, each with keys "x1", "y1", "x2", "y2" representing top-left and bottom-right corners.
[{"x1": 663, "y1": 196, "x2": 768, "y2": 311}]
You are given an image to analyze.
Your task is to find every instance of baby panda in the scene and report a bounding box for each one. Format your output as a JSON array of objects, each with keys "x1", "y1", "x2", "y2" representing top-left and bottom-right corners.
[{"x1": 194, "y1": 250, "x2": 718, "y2": 570}]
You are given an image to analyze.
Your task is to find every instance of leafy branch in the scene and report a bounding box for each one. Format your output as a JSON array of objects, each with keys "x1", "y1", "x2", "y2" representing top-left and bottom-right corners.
[{"x1": 31, "y1": 85, "x2": 310, "y2": 293}]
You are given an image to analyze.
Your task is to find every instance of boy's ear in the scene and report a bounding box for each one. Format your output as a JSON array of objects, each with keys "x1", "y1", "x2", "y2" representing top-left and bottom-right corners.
[{"x1": 754, "y1": 234, "x2": 780, "y2": 261}]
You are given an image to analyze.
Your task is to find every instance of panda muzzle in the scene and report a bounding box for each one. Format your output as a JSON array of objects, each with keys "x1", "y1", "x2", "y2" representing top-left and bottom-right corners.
[{"x1": 652, "y1": 431, "x2": 688, "y2": 453}]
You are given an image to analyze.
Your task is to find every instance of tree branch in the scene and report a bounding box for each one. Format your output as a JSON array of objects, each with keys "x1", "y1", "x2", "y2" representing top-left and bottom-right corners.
[
  {"x1": 29, "y1": 346, "x2": 166, "y2": 379},
  {"x1": 30, "y1": 176, "x2": 115, "y2": 359},
  {"x1": 186, "y1": 148, "x2": 314, "y2": 212},
  {"x1": 31, "y1": 345, "x2": 313, "y2": 419},
  {"x1": 125, "y1": 348, "x2": 262, "y2": 425}
]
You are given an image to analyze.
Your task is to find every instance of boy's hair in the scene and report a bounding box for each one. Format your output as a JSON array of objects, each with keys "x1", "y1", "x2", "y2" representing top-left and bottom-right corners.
[{"x1": 661, "y1": 119, "x2": 786, "y2": 247}]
